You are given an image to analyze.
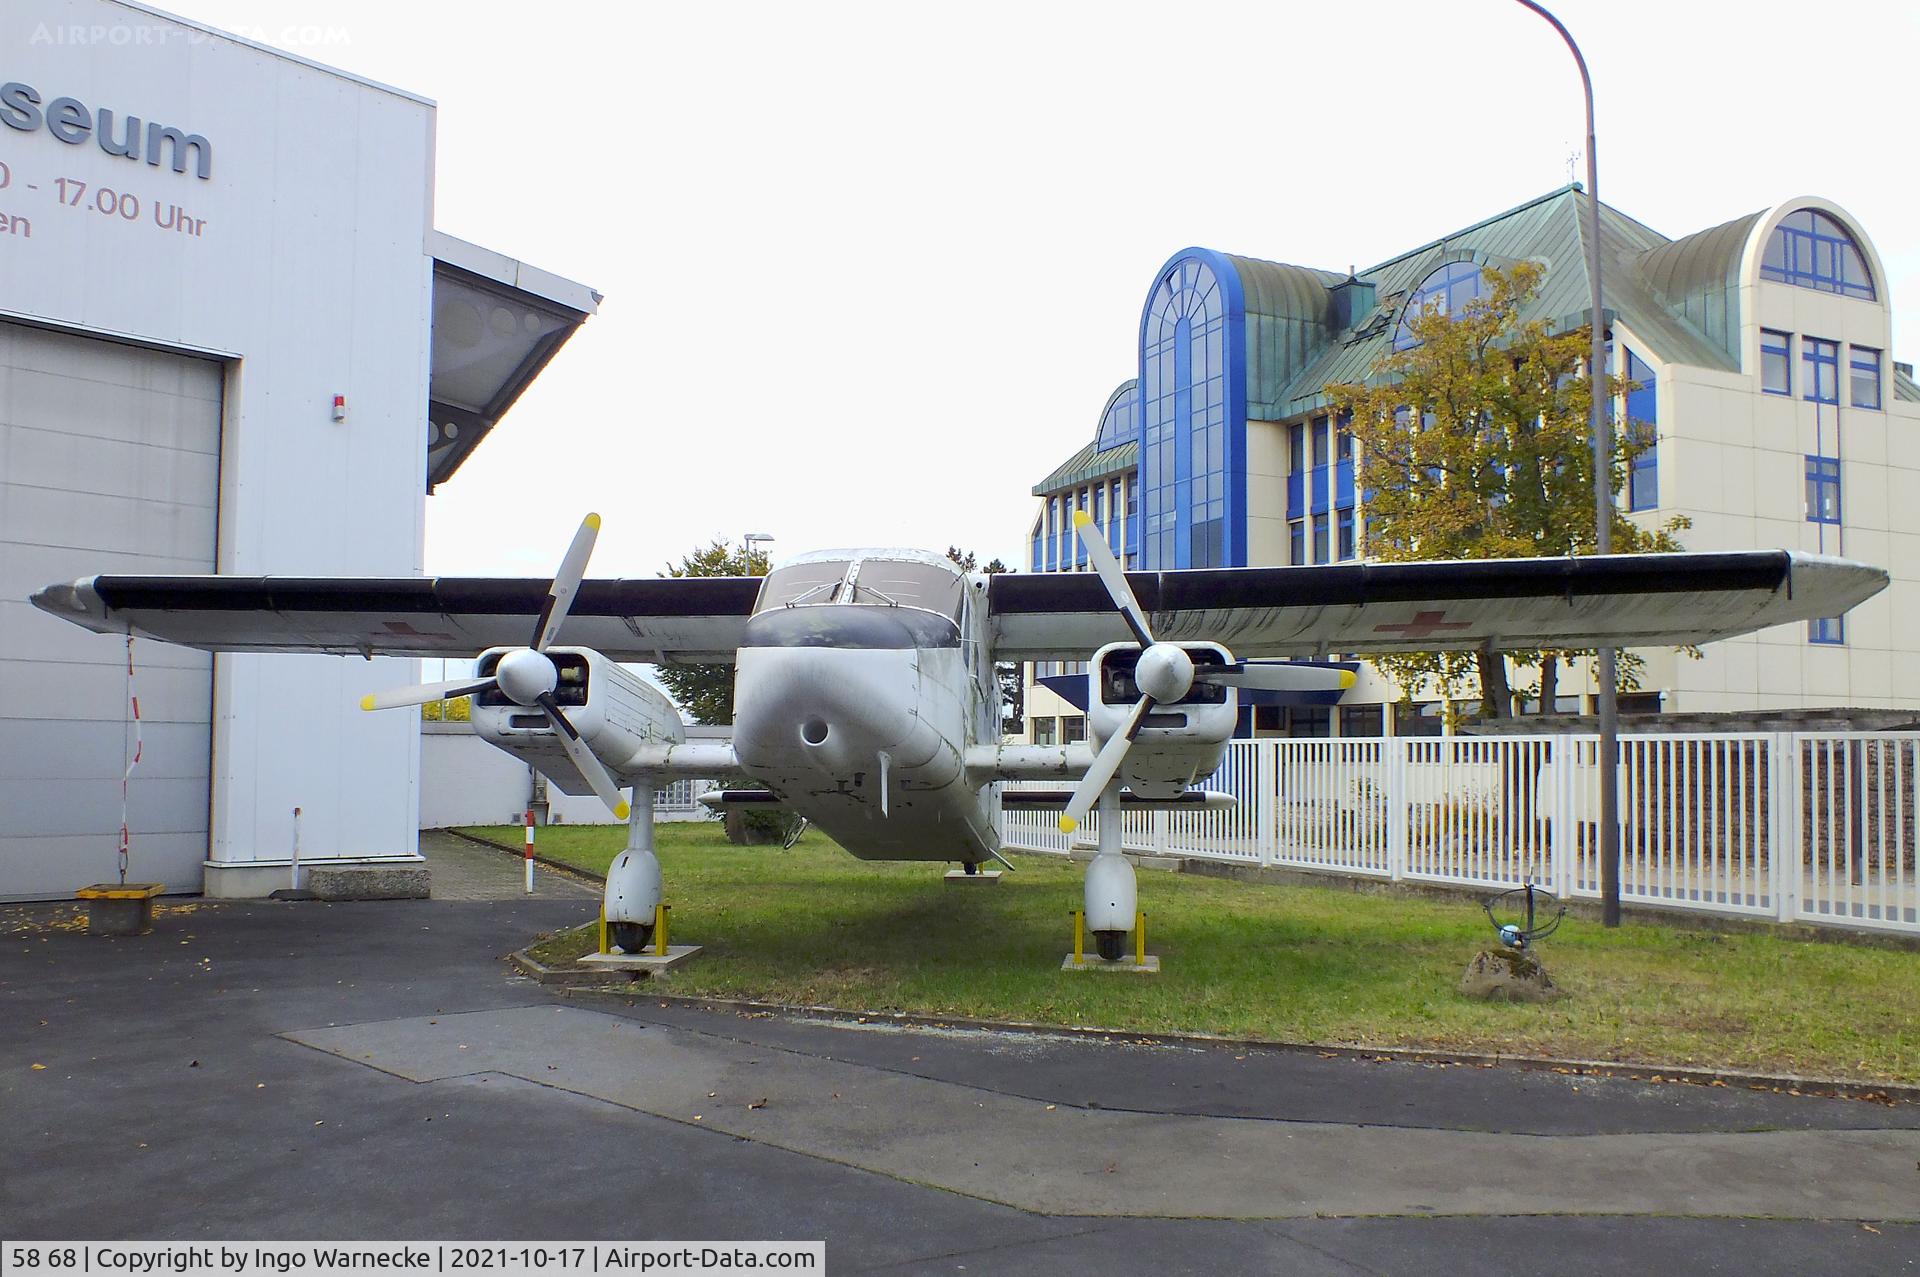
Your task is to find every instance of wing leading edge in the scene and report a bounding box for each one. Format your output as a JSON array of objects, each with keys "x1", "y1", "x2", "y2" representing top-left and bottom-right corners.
[
  {"x1": 30, "y1": 575, "x2": 761, "y2": 662},
  {"x1": 32, "y1": 551, "x2": 1888, "y2": 664},
  {"x1": 986, "y1": 551, "x2": 1887, "y2": 661}
]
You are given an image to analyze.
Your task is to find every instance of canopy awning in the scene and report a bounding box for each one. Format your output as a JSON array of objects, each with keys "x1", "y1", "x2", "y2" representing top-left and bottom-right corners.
[{"x1": 426, "y1": 231, "x2": 600, "y2": 491}]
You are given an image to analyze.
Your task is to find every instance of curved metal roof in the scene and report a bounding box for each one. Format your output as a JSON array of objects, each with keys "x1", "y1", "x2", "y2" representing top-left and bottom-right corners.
[
  {"x1": 1636, "y1": 210, "x2": 1763, "y2": 366},
  {"x1": 1228, "y1": 254, "x2": 1344, "y2": 419}
]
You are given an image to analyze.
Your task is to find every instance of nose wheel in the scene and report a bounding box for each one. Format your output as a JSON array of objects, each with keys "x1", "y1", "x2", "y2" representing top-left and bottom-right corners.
[{"x1": 1092, "y1": 929, "x2": 1125, "y2": 962}]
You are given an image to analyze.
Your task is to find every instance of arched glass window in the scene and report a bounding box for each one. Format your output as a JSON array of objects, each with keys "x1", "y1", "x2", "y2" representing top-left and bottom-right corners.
[
  {"x1": 1393, "y1": 261, "x2": 1486, "y2": 351},
  {"x1": 1095, "y1": 381, "x2": 1139, "y2": 452},
  {"x1": 1761, "y1": 209, "x2": 1875, "y2": 300},
  {"x1": 1141, "y1": 258, "x2": 1231, "y2": 567}
]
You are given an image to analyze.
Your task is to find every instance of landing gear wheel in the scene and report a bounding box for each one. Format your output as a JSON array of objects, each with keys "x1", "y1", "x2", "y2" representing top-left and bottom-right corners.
[
  {"x1": 610, "y1": 921, "x2": 654, "y2": 954},
  {"x1": 963, "y1": 861, "x2": 980, "y2": 876},
  {"x1": 1094, "y1": 930, "x2": 1125, "y2": 962}
]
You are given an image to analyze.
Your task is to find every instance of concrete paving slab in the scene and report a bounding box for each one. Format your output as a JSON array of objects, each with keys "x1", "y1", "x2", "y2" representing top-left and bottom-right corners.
[
  {"x1": 594, "y1": 996, "x2": 1920, "y2": 1137},
  {"x1": 284, "y1": 1004, "x2": 1920, "y2": 1221}
]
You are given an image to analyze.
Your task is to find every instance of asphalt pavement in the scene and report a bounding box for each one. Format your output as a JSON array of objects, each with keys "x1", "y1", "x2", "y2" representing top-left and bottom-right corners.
[{"x1": 3, "y1": 849, "x2": 1916, "y2": 1275}]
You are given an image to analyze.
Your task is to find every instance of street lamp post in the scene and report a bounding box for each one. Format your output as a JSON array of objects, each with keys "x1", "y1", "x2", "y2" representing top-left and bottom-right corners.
[
  {"x1": 1514, "y1": 0, "x2": 1622, "y2": 927},
  {"x1": 743, "y1": 532, "x2": 775, "y2": 575}
]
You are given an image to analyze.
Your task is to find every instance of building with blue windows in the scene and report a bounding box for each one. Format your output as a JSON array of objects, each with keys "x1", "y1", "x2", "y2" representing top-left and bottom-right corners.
[{"x1": 1023, "y1": 186, "x2": 1919, "y2": 740}]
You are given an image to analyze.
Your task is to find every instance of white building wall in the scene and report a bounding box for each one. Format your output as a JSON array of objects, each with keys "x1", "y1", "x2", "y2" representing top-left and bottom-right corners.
[{"x1": 2, "y1": 0, "x2": 436, "y2": 889}]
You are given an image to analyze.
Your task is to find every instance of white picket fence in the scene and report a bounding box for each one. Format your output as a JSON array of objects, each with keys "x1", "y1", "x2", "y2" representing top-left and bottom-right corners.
[{"x1": 1000, "y1": 732, "x2": 1920, "y2": 936}]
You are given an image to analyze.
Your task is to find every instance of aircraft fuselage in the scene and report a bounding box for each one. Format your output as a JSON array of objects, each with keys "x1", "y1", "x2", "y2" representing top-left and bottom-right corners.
[{"x1": 730, "y1": 551, "x2": 1002, "y2": 863}]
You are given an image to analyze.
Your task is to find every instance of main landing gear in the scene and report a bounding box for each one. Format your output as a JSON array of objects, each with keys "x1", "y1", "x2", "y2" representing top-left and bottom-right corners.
[
  {"x1": 1083, "y1": 788, "x2": 1137, "y2": 963},
  {"x1": 604, "y1": 784, "x2": 662, "y2": 954}
]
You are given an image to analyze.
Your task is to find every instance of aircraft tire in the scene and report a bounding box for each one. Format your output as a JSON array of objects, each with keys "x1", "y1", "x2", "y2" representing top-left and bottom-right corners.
[
  {"x1": 610, "y1": 921, "x2": 654, "y2": 954},
  {"x1": 1094, "y1": 930, "x2": 1125, "y2": 962}
]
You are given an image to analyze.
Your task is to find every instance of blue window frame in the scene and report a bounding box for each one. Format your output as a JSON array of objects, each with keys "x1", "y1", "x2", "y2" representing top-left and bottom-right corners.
[
  {"x1": 1625, "y1": 349, "x2": 1657, "y2": 511},
  {"x1": 1804, "y1": 338, "x2": 1839, "y2": 404},
  {"x1": 1074, "y1": 488, "x2": 1089, "y2": 567},
  {"x1": 1851, "y1": 346, "x2": 1882, "y2": 410},
  {"x1": 1286, "y1": 422, "x2": 1305, "y2": 520},
  {"x1": 1805, "y1": 455, "x2": 1841, "y2": 524},
  {"x1": 1289, "y1": 519, "x2": 1305, "y2": 566},
  {"x1": 1809, "y1": 615, "x2": 1845, "y2": 645},
  {"x1": 1107, "y1": 479, "x2": 1123, "y2": 555},
  {"x1": 1139, "y1": 252, "x2": 1245, "y2": 569},
  {"x1": 1761, "y1": 329, "x2": 1791, "y2": 395},
  {"x1": 1761, "y1": 209, "x2": 1875, "y2": 300},
  {"x1": 1312, "y1": 514, "x2": 1330, "y2": 564},
  {"x1": 1044, "y1": 498, "x2": 1057, "y2": 571},
  {"x1": 1124, "y1": 472, "x2": 1138, "y2": 559},
  {"x1": 1336, "y1": 508, "x2": 1355, "y2": 561},
  {"x1": 1394, "y1": 261, "x2": 1486, "y2": 351}
]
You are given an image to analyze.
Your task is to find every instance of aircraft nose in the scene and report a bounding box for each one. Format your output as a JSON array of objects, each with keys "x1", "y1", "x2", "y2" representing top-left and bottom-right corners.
[{"x1": 733, "y1": 606, "x2": 923, "y2": 774}]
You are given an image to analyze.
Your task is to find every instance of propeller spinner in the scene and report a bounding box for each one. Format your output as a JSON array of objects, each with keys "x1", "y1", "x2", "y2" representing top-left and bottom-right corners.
[
  {"x1": 359, "y1": 513, "x2": 632, "y2": 821},
  {"x1": 1057, "y1": 512, "x2": 1354, "y2": 833}
]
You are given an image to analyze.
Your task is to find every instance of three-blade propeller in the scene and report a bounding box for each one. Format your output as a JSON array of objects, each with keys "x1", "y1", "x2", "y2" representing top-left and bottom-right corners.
[
  {"x1": 360, "y1": 513, "x2": 632, "y2": 821},
  {"x1": 1057, "y1": 512, "x2": 1355, "y2": 834}
]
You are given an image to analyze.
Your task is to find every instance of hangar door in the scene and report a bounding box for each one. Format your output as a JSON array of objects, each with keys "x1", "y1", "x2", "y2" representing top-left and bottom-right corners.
[{"x1": 0, "y1": 321, "x2": 222, "y2": 900}]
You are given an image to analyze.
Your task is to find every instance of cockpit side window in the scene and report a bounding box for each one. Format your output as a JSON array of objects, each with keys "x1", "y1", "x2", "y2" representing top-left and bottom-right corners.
[
  {"x1": 851, "y1": 561, "x2": 965, "y2": 620},
  {"x1": 754, "y1": 561, "x2": 851, "y2": 613}
]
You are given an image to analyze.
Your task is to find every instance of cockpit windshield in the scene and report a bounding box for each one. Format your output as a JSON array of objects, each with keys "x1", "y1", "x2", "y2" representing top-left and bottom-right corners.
[
  {"x1": 754, "y1": 561, "x2": 850, "y2": 613},
  {"x1": 851, "y1": 560, "x2": 965, "y2": 620}
]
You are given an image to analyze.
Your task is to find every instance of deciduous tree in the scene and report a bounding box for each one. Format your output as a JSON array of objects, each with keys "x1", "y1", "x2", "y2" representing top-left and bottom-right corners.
[{"x1": 1326, "y1": 262, "x2": 1688, "y2": 718}]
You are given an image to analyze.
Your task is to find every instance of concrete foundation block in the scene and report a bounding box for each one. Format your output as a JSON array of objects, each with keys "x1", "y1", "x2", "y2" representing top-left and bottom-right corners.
[
  {"x1": 307, "y1": 865, "x2": 431, "y2": 901},
  {"x1": 76, "y1": 883, "x2": 165, "y2": 936},
  {"x1": 944, "y1": 869, "x2": 1002, "y2": 885},
  {"x1": 580, "y1": 945, "x2": 704, "y2": 973},
  {"x1": 1061, "y1": 953, "x2": 1161, "y2": 974}
]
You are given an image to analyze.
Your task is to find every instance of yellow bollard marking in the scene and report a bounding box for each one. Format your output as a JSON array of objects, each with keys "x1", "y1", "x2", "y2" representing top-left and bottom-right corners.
[
  {"x1": 1073, "y1": 910, "x2": 1084, "y2": 965},
  {"x1": 1135, "y1": 911, "x2": 1146, "y2": 967},
  {"x1": 598, "y1": 906, "x2": 608, "y2": 956},
  {"x1": 655, "y1": 903, "x2": 670, "y2": 957}
]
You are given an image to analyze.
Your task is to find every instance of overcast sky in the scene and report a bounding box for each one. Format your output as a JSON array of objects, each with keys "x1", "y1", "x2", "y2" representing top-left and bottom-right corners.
[{"x1": 165, "y1": 0, "x2": 1920, "y2": 580}]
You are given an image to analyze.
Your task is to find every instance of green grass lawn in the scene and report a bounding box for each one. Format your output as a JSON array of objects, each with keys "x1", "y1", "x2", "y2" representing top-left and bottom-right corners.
[{"x1": 475, "y1": 821, "x2": 1920, "y2": 1084}]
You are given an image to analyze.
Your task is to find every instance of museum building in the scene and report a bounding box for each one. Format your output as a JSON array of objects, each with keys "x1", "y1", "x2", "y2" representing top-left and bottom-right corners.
[
  {"x1": 0, "y1": 0, "x2": 596, "y2": 898},
  {"x1": 1021, "y1": 186, "x2": 1918, "y2": 742}
]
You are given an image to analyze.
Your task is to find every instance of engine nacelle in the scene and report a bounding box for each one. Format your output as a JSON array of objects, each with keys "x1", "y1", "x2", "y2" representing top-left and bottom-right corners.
[
  {"x1": 1085, "y1": 641, "x2": 1236, "y2": 798},
  {"x1": 470, "y1": 646, "x2": 685, "y2": 796}
]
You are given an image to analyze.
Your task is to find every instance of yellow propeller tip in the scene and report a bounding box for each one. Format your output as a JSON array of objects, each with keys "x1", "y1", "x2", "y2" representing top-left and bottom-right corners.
[
  {"x1": 359, "y1": 694, "x2": 377, "y2": 711},
  {"x1": 1058, "y1": 816, "x2": 1078, "y2": 834},
  {"x1": 584, "y1": 513, "x2": 602, "y2": 530},
  {"x1": 613, "y1": 801, "x2": 631, "y2": 820},
  {"x1": 1073, "y1": 511, "x2": 1093, "y2": 529},
  {"x1": 1339, "y1": 671, "x2": 1357, "y2": 689}
]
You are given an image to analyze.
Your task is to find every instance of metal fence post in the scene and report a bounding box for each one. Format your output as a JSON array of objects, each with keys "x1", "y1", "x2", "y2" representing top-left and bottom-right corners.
[
  {"x1": 1770, "y1": 732, "x2": 1795, "y2": 923},
  {"x1": 1549, "y1": 736, "x2": 1571, "y2": 899},
  {"x1": 1387, "y1": 736, "x2": 1409, "y2": 882},
  {"x1": 1257, "y1": 740, "x2": 1276, "y2": 867}
]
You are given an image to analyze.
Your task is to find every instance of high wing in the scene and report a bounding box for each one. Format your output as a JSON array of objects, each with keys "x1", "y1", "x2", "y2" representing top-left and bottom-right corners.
[
  {"x1": 30, "y1": 575, "x2": 761, "y2": 662},
  {"x1": 987, "y1": 551, "x2": 1887, "y2": 661}
]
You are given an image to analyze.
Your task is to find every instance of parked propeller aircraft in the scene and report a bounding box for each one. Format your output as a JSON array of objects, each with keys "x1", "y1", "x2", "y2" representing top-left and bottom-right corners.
[{"x1": 33, "y1": 513, "x2": 1887, "y2": 960}]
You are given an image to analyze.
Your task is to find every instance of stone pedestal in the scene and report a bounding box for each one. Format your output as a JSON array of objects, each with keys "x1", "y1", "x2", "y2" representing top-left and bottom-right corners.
[{"x1": 1459, "y1": 946, "x2": 1563, "y2": 1002}]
